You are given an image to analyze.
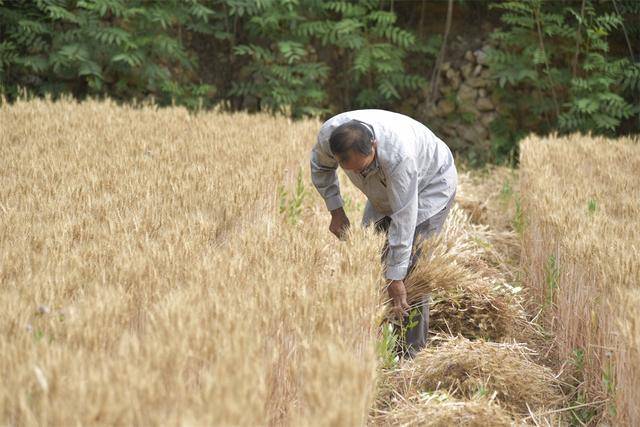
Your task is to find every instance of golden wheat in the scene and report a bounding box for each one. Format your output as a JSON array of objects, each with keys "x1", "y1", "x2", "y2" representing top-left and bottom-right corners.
[
  {"x1": 0, "y1": 97, "x2": 384, "y2": 426},
  {"x1": 520, "y1": 133, "x2": 640, "y2": 425},
  {"x1": 2, "y1": 97, "x2": 584, "y2": 426}
]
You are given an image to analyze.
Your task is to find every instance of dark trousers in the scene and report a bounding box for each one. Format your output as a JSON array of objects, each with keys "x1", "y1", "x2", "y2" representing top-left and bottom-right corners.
[{"x1": 375, "y1": 191, "x2": 456, "y2": 358}]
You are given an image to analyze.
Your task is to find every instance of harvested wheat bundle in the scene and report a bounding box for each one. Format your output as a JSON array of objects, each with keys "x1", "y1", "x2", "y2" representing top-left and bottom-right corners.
[
  {"x1": 392, "y1": 337, "x2": 562, "y2": 415},
  {"x1": 428, "y1": 280, "x2": 525, "y2": 342},
  {"x1": 372, "y1": 391, "x2": 515, "y2": 427},
  {"x1": 392, "y1": 207, "x2": 529, "y2": 341},
  {"x1": 396, "y1": 207, "x2": 485, "y2": 303},
  {"x1": 408, "y1": 206, "x2": 516, "y2": 283}
]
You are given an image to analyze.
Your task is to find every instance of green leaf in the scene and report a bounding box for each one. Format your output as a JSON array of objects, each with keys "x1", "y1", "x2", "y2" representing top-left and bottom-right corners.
[
  {"x1": 46, "y1": 5, "x2": 79, "y2": 23},
  {"x1": 78, "y1": 60, "x2": 103, "y2": 79},
  {"x1": 575, "y1": 98, "x2": 598, "y2": 114}
]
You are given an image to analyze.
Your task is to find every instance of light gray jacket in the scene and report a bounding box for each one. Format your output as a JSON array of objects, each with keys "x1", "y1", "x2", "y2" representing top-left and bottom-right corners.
[{"x1": 310, "y1": 109, "x2": 458, "y2": 281}]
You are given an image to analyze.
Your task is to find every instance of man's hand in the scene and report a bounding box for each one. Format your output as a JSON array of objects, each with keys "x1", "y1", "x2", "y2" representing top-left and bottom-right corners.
[
  {"x1": 388, "y1": 279, "x2": 410, "y2": 319},
  {"x1": 329, "y1": 207, "x2": 350, "y2": 240}
]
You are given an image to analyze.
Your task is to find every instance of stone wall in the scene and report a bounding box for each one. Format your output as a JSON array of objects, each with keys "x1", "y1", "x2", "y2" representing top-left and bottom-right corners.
[{"x1": 407, "y1": 44, "x2": 498, "y2": 159}]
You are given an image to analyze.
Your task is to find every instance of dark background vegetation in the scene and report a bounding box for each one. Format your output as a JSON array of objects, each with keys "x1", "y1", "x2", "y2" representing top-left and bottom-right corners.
[{"x1": 1, "y1": 0, "x2": 638, "y2": 164}]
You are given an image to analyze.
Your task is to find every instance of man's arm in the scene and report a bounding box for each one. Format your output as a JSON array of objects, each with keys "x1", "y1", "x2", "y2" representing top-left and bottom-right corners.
[
  {"x1": 310, "y1": 136, "x2": 343, "y2": 211},
  {"x1": 384, "y1": 156, "x2": 419, "y2": 281},
  {"x1": 310, "y1": 136, "x2": 350, "y2": 238},
  {"x1": 383, "y1": 155, "x2": 419, "y2": 317}
]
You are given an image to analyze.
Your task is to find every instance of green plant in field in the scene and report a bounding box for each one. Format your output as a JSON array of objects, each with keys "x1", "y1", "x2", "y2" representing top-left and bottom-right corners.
[
  {"x1": 278, "y1": 171, "x2": 308, "y2": 224},
  {"x1": 377, "y1": 322, "x2": 399, "y2": 370},
  {"x1": 33, "y1": 329, "x2": 45, "y2": 341},
  {"x1": 512, "y1": 196, "x2": 524, "y2": 235},
  {"x1": 569, "y1": 347, "x2": 598, "y2": 425},
  {"x1": 500, "y1": 178, "x2": 512, "y2": 203},
  {"x1": 377, "y1": 306, "x2": 421, "y2": 368},
  {"x1": 544, "y1": 254, "x2": 559, "y2": 307},
  {"x1": 405, "y1": 307, "x2": 420, "y2": 332},
  {"x1": 342, "y1": 194, "x2": 363, "y2": 219},
  {"x1": 602, "y1": 352, "x2": 617, "y2": 417},
  {"x1": 473, "y1": 384, "x2": 489, "y2": 399},
  {"x1": 587, "y1": 198, "x2": 597, "y2": 214}
]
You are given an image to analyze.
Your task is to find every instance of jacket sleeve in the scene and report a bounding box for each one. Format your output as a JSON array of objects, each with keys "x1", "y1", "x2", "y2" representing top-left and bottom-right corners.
[
  {"x1": 310, "y1": 135, "x2": 343, "y2": 211},
  {"x1": 384, "y1": 155, "x2": 419, "y2": 281}
]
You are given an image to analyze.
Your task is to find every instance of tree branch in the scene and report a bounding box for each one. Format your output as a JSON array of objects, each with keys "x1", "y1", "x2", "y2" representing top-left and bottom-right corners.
[
  {"x1": 571, "y1": 0, "x2": 586, "y2": 78},
  {"x1": 533, "y1": 3, "x2": 560, "y2": 119},
  {"x1": 426, "y1": 0, "x2": 453, "y2": 107},
  {"x1": 612, "y1": 0, "x2": 636, "y2": 60}
]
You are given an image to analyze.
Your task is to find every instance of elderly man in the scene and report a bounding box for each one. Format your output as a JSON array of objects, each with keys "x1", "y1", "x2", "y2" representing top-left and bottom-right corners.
[{"x1": 310, "y1": 109, "x2": 458, "y2": 358}]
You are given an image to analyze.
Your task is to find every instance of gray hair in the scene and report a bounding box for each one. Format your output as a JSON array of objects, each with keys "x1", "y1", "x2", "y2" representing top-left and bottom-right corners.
[{"x1": 329, "y1": 119, "x2": 375, "y2": 159}]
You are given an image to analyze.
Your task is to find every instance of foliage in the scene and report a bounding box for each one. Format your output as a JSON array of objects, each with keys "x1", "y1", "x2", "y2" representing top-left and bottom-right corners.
[
  {"x1": 0, "y1": 0, "x2": 433, "y2": 118},
  {"x1": 0, "y1": 0, "x2": 216, "y2": 107},
  {"x1": 487, "y1": 0, "x2": 639, "y2": 161},
  {"x1": 319, "y1": 1, "x2": 429, "y2": 109},
  {"x1": 227, "y1": 0, "x2": 430, "y2": 117}
]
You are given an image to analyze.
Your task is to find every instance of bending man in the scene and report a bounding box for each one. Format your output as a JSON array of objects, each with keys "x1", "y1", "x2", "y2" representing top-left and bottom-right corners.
[{"x1": 310, "y1": 109, "x2": 458, "y2": 358}]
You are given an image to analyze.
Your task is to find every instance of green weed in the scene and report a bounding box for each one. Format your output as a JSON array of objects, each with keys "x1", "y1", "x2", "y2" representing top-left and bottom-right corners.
[
  {"x1": 377, "y1": 322, "x2": 400, "y2": 370},
  {"x1": 544, "y1": 254, "x2": 559, "y2": 307},
  {"x1": 278, "y1": 171, "x2": 308, "y2": 224},
  {"x1": 513, "y1": 196, "x2": 524, "y2": 235}
]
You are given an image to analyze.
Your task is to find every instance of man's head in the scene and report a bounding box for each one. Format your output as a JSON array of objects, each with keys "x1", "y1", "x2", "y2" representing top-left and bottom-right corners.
[{"x1": 329, "y1": 120, "x2": 377, "y2": 173}]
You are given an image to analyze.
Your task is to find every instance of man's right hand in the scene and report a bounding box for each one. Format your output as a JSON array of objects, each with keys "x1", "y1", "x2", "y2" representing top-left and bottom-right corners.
[{"x1": 329, "y1": 207, "x2": 351, "y2": 240}]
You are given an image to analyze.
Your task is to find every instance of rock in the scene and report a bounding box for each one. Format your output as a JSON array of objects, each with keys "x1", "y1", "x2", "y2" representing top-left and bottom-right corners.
[
  {"x1": 455, "y1": 123, "x2": 479, "y2": 142},
  {"x1": 466, "y1": 77, "x2": 489, "y2": 88},
  {"x1": 436, "y1": 99, "x2": 456, "y2": 116},
  {"x1": 478, "y1": 88, "x2": 487, "y2": 98},
  {"x1": 473, "y1": 122, "x2": 489, "y2": 139},
  {"x1": 491, "y1": 91, "x2": 501, "y2": 106},
  {"x1": 481, "y1": 112, "x2": 498, "y2": 127},
  {"x1": 480, "y1": 69, "x2": 491, "y2": 79},
  {"x1": 441, "y1": 126, "x2": 458, "y2": 138},
  {"x1": 445, "y1": 68, "x2": 460, "y2": 81},
  {"x1": 476, "y1": 97, "x2": 495, "y2": 111},
  {"x1": 457, "y1": 83, "x2": 477, "y2": 103},
  {"x1": 473, "y1": 64, "x2": 483, "y2": 77},
  {"x1": 450, "y1": 76, "x2": 461, "y2": 90},
  {"x1": 440, "y1": 61, "x2": 451, "y2": 72},
  {"x1": 458, "y1": 102, "x2": 479, "y2": 116},
  {"x1": 37, "y1": 305, "x2": 50, "y2": 315},
  {"x1": 464, "y1": 50, "x2": 475, "y2": 63},
  {"x1": 439, "y1": 85, "x2": 455, "y2": 97},
  {"x1": 400, "y1": 99, "x2": 414, "y2": 113},
  {"x1": 474, "y1": 49, "x2": 488, "y2": 65},
  {"x1": 461, "y1": 63, "x2": 473, "y2": 79}
]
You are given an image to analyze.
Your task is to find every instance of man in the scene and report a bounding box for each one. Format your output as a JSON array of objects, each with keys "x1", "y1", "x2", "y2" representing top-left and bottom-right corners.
[{"x1": 310, "y1": 109, "x2": 457, "y2": 358}]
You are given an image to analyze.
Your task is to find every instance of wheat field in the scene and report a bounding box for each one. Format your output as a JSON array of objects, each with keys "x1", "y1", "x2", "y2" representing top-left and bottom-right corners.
[
  {"x1": 7, "y1": 98, "x2": 636, "y2": 426},
  {"x1": 1, "y1": 97, "x2": 389, "y2": 425},
  {"x1": 521, "y1": 134, "x2": 640, "y2": 426}
]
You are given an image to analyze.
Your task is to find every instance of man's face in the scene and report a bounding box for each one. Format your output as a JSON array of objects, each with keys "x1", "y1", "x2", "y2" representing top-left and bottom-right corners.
[{"x1": 336, "y1": 142, "x2": 376, "y2": 174}]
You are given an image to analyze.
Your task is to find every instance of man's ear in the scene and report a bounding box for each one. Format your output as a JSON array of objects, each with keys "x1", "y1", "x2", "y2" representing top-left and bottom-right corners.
[{"x1": 371, "y1": 139, "x2": 377, "y2": 150}]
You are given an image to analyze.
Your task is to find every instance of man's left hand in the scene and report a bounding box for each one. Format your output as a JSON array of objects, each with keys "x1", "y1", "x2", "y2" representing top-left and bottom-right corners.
[{"x1": 388, "y1": 280, "x2": 410, "y2": 319}]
